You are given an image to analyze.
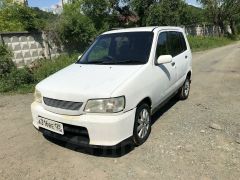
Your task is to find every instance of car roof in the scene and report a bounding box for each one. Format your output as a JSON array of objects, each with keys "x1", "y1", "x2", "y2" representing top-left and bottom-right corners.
[{"x1": 102, "y1": 26, "x2": 184, "y2": 35}]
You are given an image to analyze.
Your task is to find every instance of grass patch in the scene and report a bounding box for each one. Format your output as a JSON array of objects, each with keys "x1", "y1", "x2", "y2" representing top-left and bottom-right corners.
[{"x1": 188, "y1": 36, "x2": 236, "y2": 52}]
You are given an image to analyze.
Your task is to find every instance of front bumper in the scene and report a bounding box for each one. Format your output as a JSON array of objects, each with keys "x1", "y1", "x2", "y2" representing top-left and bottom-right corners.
[{"x1": 31, "y1": 102, "x2": 136, "y2": 146}]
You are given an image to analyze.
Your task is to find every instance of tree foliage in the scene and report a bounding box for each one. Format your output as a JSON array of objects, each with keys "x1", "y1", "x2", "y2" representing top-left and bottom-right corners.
[
  {"x1": 0, "y1": 2, "x2": 56, "y2": 32},
  {"x1": 48, "y1": 1, "x2": 97, "y2": 52},
  {"x1": 197, "y1": 0, "x2": 240, "y2": 35},
  {"x1": 146, "y1": 0, "x2": 185, "y2": 26}
]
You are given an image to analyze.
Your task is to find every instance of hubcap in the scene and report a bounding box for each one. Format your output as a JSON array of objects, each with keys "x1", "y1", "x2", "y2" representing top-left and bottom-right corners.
[
  {"x1": 184, "y1": 80, "x2": 190, "y2": 96},
  {"x1": 137, "y1": 109, "x2": 150, "y2": 139}
]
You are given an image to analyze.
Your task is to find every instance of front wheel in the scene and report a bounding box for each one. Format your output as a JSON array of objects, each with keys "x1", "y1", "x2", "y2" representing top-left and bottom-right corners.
[
  {"x1": 133, "y1": 103, "x2": 151, "y2": 146},
  {"x1": 178, "y1": 77, "x2": 191, "y2": 100}
]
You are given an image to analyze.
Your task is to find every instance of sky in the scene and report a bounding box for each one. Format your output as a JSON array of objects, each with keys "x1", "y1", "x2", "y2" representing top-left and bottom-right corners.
[{"x1": 28, "y1": 0, "x2": 201, "y2": 9}]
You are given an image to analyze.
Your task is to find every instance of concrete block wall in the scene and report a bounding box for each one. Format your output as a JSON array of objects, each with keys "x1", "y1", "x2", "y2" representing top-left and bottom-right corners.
[
  {"x1": 0, "y1": 31, "x2": 61, "y2": 67},
  {"x1": 183, "y1": 25, "x2": 232, "y2": 36}
]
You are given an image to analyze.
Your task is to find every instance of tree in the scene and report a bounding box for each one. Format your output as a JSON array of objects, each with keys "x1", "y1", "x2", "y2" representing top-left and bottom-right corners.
[
  {"x1": 115, "y1": 5, "x2": 139, "y2": 27},
  {"x1": 197, "y1": 0, "x2": 240, "y2": 35},
  {"x1": 145, "y1": 0, "x2": 185, "y2": 26},
  {"x1": 223, "y1": 0, "x2": 240, "y2": 35},
  {"x1": 0, "y1": 3, "x2": 56, "y2": 32},
  {"x1": 81, "y1": 0, "x2": 111, "y2": 31},
  {"x1": 131, "y1": 0, "x2": 155, "y2": 26},
  {"x1": 50, "y1": 1, "x2": 97, "y2": 52},
  {"x1": 179, "y1": 5, "x2": 206, "y2": 26},
  {"x1": 131, "y1": 0, "x2": 203, "y2": 27}
]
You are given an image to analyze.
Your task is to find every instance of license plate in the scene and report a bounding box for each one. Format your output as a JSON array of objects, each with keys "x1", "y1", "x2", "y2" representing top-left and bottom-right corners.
[{"x1": 38, "y1": 117, "x2": 64, "y2": 135}]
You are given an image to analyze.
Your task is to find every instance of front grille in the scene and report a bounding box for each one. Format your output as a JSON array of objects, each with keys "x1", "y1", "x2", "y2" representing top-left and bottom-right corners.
[{"x1": 43, "y1": 97, "x2": 83, "y2": 111}]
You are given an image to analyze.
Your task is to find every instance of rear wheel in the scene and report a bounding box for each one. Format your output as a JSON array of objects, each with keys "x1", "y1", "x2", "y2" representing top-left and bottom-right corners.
[
  {"x1": 133, "y1": 103, "x2": 151, "y2": 146},
  {"x1": 178, "y1": 77, "x2": 191, "y2": 100}
]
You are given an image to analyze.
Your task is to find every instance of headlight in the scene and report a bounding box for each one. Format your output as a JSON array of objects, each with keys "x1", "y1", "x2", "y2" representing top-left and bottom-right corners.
[
  {"x1": 34, "y1": 89, "x2": 42, "y2": 103},
  {"x1": 84, "y1": 96, "x2": 125, "y2": 113}
]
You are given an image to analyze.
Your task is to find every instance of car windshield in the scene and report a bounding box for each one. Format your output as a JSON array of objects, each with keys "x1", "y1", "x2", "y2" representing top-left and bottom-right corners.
[{"x1": 77, "y1": 32, "x2": 154, "y2": 65}]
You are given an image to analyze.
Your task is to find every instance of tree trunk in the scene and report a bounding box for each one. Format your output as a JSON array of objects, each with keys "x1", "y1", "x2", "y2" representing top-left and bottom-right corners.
[
  {"x1": 230, "y1": 20, "x2": 237, "y2": 35},
  {"x1": 218, "y1": 21, "x2": 226, "y2": 36}
]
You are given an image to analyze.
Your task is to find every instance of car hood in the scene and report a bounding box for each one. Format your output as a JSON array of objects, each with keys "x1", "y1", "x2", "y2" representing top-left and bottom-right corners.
[{"x1": 37, "y1": 63, "x2": 143, "y2": 102}]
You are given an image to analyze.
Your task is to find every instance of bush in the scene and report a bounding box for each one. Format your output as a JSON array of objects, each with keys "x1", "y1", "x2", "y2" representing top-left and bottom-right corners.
[
  {"x1": 48, "y1": 2, "x2": 97, "y2": 53},
  {"x1": 0, "y1": 67, "x2": 34, "y2": 93},
  {"x1": 33, "y1": 54, "x2": 78, "y2": 82},
  {"x1": 0, "y1": 53, "x2": 78, "y2": 93},
  {"x1": 0, "y1": 45, "x2": 15, "y2": 77}
]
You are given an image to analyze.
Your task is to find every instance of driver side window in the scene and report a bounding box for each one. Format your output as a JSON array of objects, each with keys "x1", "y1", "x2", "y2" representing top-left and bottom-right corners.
[{"x1": 156, "y1": 32, "x2": 169, "y2": 59}]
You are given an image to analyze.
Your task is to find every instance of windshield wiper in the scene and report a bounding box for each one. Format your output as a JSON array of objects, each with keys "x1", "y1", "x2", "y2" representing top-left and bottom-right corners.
[
  {"x1": 116, "y1": 60, "x2": 144, "y2": 64},
  {"x1": 100, "y1": 60, "x2": 143, "y2": 65},
  {"x1": 78, "y1": 61, "x2": 104, "y2": 64}
]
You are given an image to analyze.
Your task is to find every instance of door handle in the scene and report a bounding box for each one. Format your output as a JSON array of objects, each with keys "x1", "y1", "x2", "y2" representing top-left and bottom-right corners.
[
  {"x1": 185, "y1": 55, "x2": 188, "y2": 59},
  {"x1": 171, "y1": 62, "x2": 175, "y2": 66}
]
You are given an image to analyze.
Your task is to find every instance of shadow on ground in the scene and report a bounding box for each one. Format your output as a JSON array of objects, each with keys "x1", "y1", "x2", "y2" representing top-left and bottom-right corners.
[{"x1": 43, "y1": 97, "x2": 179, "y2": 158}]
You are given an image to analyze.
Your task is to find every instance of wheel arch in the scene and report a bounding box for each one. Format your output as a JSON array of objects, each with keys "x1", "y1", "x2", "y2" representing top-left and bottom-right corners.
[
  {"x1": 187, "y1": 70, "x2": 192, "y2": 82},
  {"x1": 137, "y1": 97, "x2": 152, "y2": 108}
]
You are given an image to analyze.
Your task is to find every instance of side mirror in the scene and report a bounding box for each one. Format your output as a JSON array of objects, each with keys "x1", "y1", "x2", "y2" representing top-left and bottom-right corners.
[
  {"x1": 78, "y1": 54, "x2": 82, "y2": 60},
  {"x1": 157, "y1": 55, "x2": 173, "y2": 64}
]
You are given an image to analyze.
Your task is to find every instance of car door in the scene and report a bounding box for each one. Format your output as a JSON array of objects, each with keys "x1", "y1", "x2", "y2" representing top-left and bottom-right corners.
[
  {"x1": 167, "y1": 31, "x2": 189, "y2": 85},
  {"x1": 151, "y1": 31, "x2": 177, "y2": 108}
]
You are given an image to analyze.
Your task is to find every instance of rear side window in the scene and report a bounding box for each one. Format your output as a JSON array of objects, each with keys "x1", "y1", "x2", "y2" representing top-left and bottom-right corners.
[
  {"x1": 167, "y1": 31, "x2": 187, "y2": 57},
  {"x1": 178, "y1": 32, "x2": 187, "y2": 52}
]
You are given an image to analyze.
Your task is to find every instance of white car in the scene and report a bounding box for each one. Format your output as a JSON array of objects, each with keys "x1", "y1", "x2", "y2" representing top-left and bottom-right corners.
[{"x1": 31, "y1": 26, "x2": 192, "y2": 147}]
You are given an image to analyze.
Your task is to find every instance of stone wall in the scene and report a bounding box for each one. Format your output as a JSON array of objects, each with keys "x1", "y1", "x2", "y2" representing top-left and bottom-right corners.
[{"x1": 0, "y1": 31, "x2": 61, "y2": 67}]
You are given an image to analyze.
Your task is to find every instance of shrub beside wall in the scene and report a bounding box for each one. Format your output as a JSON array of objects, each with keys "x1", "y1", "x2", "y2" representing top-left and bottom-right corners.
[
  {"x1": 0, "y1": 49, "x2": 78, "y2": 93},
  {"x1": 0, "y1": 45, "x2": 15, "y2": 76},
  {"x1": 0, "y1": 45, "x2": 35, "y2": 93}
]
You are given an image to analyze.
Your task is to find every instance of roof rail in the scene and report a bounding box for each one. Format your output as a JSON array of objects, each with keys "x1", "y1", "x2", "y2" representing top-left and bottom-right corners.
[{"x1": 110, "y1": 27, "x2": 124, "y2": 30}]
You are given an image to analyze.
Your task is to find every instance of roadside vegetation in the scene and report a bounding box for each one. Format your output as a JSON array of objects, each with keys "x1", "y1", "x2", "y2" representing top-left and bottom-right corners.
[
  {"x1": 188, "y1": 35, "x2": 238, "y2": 52},
  {"x1": 0, "y1": 45, "x2": 78, "y2": 93}
]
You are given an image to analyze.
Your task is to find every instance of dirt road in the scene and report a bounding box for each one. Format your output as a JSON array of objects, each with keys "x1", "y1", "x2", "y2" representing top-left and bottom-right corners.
[{"x1": 0, "y1": 42, "x2": 240, "y2": 180}]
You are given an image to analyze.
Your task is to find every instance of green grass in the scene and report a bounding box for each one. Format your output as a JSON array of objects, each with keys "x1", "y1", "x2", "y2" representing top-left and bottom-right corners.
[{"x1": 188, "y1": 36, "x2": 236, "y2": 52}]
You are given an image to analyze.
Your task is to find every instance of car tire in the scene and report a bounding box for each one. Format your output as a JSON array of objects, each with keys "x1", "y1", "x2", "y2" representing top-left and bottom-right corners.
[
  {"x1": 178, "y1": 77, "x2": 191, "y2": 100},
  {"x1": 133, "y1": 103, "x2": 151, "y2": 146}
]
